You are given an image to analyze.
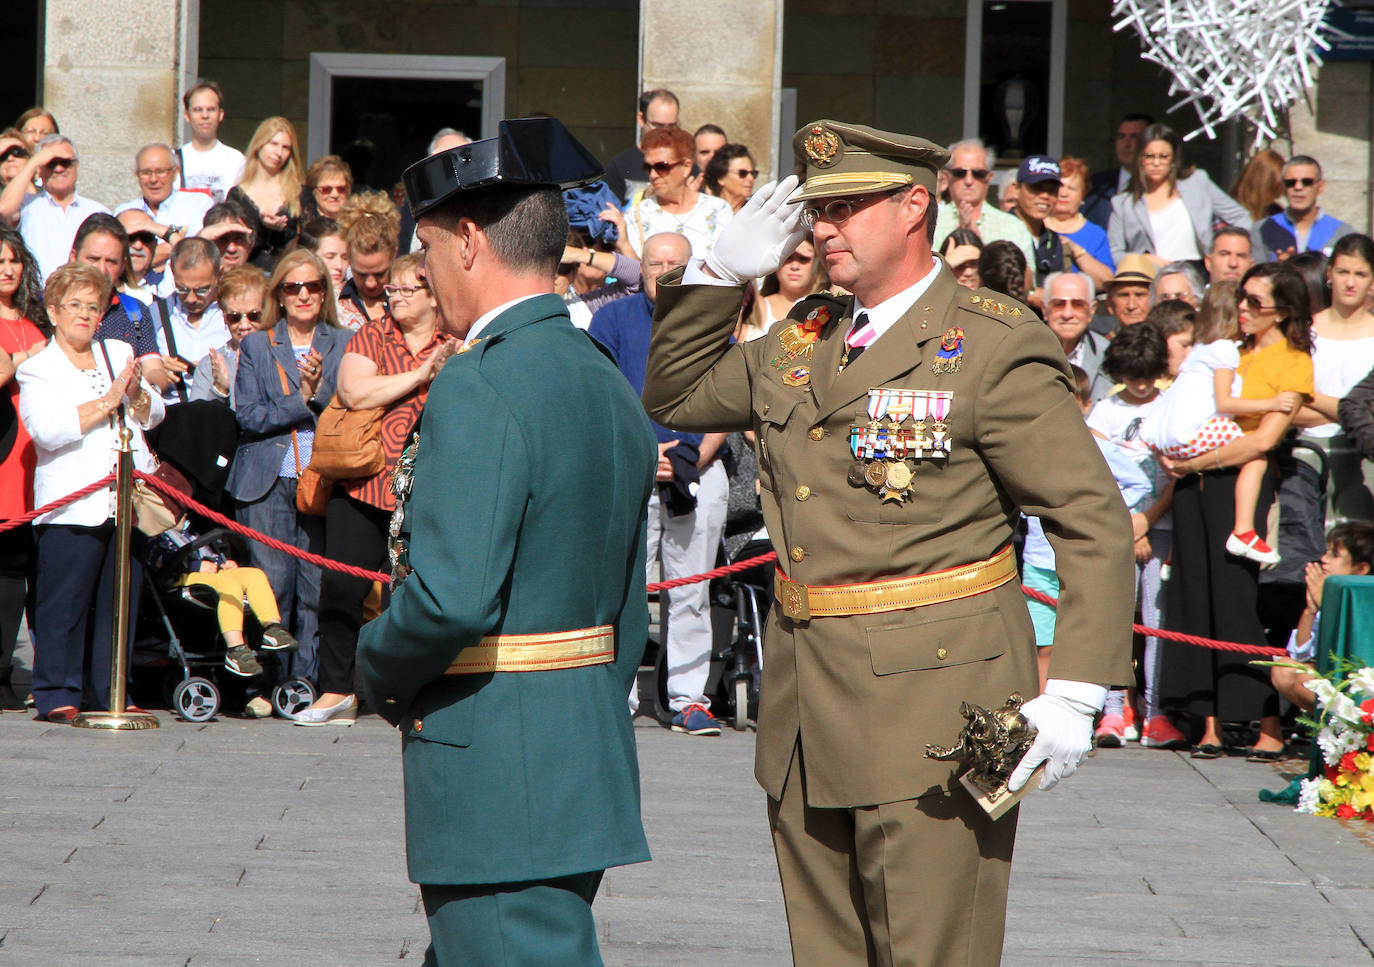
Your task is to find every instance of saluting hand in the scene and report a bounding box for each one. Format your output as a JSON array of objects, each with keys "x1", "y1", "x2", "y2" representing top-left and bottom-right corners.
[{"x1": 704, "y1": 175, "x2": 807, "y2": 283}]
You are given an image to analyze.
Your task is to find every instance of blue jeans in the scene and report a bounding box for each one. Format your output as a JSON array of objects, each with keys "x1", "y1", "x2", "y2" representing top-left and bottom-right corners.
[{"x1": 235, "y1": 477, "x2": 323, "y2": 684}]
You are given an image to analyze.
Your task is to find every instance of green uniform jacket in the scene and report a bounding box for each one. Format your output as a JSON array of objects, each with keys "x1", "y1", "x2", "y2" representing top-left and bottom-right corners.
[
  {"x1": 644, "y1": 266, "x2": 1135, "y2": 808},
  {"x1": 358, "y1": 294, "x2": 658, "y2": 886}
]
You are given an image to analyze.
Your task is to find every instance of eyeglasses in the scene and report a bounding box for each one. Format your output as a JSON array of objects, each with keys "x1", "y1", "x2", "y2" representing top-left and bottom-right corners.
[
  {"x1": 383, "y1": 283, "x2": 428, "y2": 299},
  {"x1": 800, "y1": 191, "x2": 899, "y2": 230},
  {"x1": 1047, "y1": 297, "x2": 1092, "y2": 311},
  {"x1": 643, "y1": 119, "x2": 679, "y2": 131},
  {"x1": 214, "y1": 231, "x2": 252, "y2": 247},
  {"x1": 175, "y1": 284, "x2": 215, "y2": 299},
  {"x1": 1283, "y1": 177, "x2": 1317, "y2": 188},
  {"x1": 60, "y1": 300, "x2": 101, "y2": 318},
  {"x1": 730, "y1": 168, "x2": 760, "y2": 179},
  {"x1": 1239, "y1": 293, "x2": 1279, "y2": 313},
  {"x1": 45, "y1": 157, "x2": 75, "y2": 172},
  {"x1": 279, "y1": 280, "x2": 325, "y2": 297},
  {"x1": 0, "y1": 146, "x2": 29, "y2": 163},
  {"x1": 643, "y1": 160, "x2": 686, "y2": 176},
  {"x1": 1140, "y1": 152, "x2": 1173, "y2": 163},
  {"x1": 783, "y1": 252, "x2": 814, "y2": 266},
  {"x1": 224, "y1": 309, "x2": 262, "y2": 324},
  {"x1": 128, "y1": 232, "x2": 158, "y2": 249},
  {"x1": 137, "y1": 166, "x2": 175, "y2": 179},
  {"x1": 21, "y1": 125, "x2": 51, "y2": 139},
  {"x1": 314, "y1": 184, "x2": 348, "y2": 196},
  {"x1": 946, "y1": 167, "x2": 991, "y2": 181}
]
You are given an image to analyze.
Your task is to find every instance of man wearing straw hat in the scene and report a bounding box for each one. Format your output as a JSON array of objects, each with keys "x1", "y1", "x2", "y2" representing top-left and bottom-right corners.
[{"x1": 643, "y1": 120, "x2": 1135, "y2": 966}]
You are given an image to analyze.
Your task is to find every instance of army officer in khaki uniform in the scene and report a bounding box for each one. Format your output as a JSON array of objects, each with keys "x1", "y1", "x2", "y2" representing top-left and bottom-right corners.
[{"x1": 643, "y1": 121, "x2": 1136, "y2": 967}]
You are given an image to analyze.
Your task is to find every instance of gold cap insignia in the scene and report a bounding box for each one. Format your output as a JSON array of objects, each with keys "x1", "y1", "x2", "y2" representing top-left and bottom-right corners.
[{"x1": 803, "y1": 126, "x2": 841, "y2": 168}]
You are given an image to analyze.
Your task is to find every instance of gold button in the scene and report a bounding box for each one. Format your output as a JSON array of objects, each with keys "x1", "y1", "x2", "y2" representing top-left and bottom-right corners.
[
  {"x1": 809, "y1": 426, "x2": 825, "y2": 441},
  {"x1": 795, "y1": 485, "x2": 811, "y2": 501},
  {"x1": 936, "y1": 647, "x2": 948, "y2": 660},
  {"x1": 790, "y1": 546, "x2": 805, "y2": 563},
  {"x1": 413, "y1": 719, "x2": 423, "y2": 733},
  {"x1": 763, "y1": 403, "x2": 771, "y2": 416}
]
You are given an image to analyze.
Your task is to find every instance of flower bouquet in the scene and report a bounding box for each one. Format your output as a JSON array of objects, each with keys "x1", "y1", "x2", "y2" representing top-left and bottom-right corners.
[{"x1": 1295, "y1": 661, "x2": 1374, "y2": 821}]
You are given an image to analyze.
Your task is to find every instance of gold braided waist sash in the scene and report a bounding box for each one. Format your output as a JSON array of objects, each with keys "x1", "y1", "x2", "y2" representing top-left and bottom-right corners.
[
  {"x1": 775, "y1": 546, "x2": 1017, "y2": 621},
  {"x1": 444, "y1": 625, "x2": 615, "y2": 674}
]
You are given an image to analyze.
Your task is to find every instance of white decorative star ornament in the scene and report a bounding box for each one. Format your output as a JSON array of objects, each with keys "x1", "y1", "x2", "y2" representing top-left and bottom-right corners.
[{"x1": 1112, "y1": 0, "x2": 1340, "y2": 143}]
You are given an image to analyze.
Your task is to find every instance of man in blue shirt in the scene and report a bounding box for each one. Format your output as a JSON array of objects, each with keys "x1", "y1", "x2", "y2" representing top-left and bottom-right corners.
[
  {"x1": 590, "y1": 232, "x2": 729, "y2": 735},
  {"x1": 1253, "y1": 155, "x2": 1356, "y2": 261}
]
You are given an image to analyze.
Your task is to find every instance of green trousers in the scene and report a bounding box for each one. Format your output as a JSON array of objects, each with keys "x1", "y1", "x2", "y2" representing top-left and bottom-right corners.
[{"x1": 420, "y1": 871, "x2": 605, "y2": 967}]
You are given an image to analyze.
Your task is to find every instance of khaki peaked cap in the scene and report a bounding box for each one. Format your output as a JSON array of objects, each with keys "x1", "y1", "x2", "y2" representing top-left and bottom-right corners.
[{"x1": 792, "y1": 120, "x2": 949, "y2": 202}]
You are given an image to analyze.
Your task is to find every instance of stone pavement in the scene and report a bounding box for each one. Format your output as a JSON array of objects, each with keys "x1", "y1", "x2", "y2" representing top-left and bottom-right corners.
[{"x1": 0, "y1": 707, "x2": 1371, "y2": 966}]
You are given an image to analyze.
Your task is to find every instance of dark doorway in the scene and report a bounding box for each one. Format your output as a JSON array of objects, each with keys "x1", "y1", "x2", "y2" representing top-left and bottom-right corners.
[
  {"x1": 0, "y1": 1, "x2": 42, "y2": 128},
  {"x1": 978, "y1": 0, "x2": 1053, "y2": 161},
  {"x1": 328, "y1": 75, "x2": 483, "y2": 194}
]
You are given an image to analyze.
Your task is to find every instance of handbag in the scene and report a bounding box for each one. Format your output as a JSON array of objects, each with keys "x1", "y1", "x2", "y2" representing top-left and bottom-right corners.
[
  {"x1": 270, "y1": 336, "x2": 332, "y2": 516},
  {"x1": 308, "y1": 395, "x2": 385, "y2": 480},
  {"x1": 98, "y1": 340, "x2": 189, "y2": 535}
]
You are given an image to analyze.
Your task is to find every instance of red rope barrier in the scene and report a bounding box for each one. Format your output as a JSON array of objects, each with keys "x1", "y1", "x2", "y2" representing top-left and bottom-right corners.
[
  {"x1": 134, "y1": 471, "x2": 391, "y2": 584},
  {"x1": 130, "y1": 471, "x2": 1285, "y2": 656},
  {"x1": 0, "y1": 474, "x2": 117, "y2": 533}
]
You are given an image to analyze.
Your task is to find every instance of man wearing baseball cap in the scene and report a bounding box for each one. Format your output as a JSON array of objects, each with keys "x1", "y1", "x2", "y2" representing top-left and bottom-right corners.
[
  {"x1": 643, "y1": 119, "x2": 1134, "y2": 967},
  {"x1": 1014, "y1": 154, "x2": 1111, "y2": 308}
]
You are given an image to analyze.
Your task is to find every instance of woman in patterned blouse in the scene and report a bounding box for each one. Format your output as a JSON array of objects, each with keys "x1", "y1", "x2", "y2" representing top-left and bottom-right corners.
[{"x1": 294, "y1": 253, "x2": 454, "y2": 726}]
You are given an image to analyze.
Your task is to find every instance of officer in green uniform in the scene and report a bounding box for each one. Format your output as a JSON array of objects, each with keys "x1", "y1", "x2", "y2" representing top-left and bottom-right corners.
[
  {"x1": 643, "y1": 121, "x2": 1136, "y2": 966},
  {"x1": 357, "y1": 118, "x2": 659, "y2": 967}
]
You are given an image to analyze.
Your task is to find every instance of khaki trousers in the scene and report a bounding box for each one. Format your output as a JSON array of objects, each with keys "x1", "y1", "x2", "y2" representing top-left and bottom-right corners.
[{"x1": 767, "y1": 743, "x2": 1019, "y2": 967}]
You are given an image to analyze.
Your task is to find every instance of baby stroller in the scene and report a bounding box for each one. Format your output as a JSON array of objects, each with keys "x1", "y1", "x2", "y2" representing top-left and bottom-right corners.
[
  {"x1": 134, "y1": 526, "x2": 317, "y2": 722},
  {"x1": 653, "y1": 534, "x2": 772, "y2": 731}
]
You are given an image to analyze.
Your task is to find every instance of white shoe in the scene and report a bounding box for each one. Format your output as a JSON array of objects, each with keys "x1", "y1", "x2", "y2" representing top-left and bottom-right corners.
[
  {"x1": 293, "y1": 694, "x2": 357, "y2": 727},
  {"x1": 1225, "y1": 532, "x2": 1280, "y2": 565}
]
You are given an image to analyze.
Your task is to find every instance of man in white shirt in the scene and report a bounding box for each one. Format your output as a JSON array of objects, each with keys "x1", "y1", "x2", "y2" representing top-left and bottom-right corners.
[
  {"x1": 178, "y1": 81, "x2": 246, "y2": 202},
  {"x1": 116, "y1": 144, "x2": 213, "y2": 257},
  {"x1": 156, "y1": 237, "x2": 228, "y2": 403},
  {"x1": 934, "y1": 138, "x2": 1034, "y2": 267},
  {"x1": 0, "y1": 135, "x2": 109, "y2": 281}
]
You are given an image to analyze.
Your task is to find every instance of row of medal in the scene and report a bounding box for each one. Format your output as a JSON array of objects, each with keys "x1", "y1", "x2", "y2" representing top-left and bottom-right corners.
[{"x1": 847, "y1": 389, "x2": 954, "y2": 503}]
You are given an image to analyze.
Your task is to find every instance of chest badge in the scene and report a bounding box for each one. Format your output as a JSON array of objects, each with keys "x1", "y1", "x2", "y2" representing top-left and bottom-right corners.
[
  {"x1": 932, "y1": 326, "x2": 964, "y2": 375},
  {"x1": 782, "y1": 365, "x2": 811, "y2": 387},
  {"x1": 846, "y1": 388, "x2": 955, "y2": 502}
]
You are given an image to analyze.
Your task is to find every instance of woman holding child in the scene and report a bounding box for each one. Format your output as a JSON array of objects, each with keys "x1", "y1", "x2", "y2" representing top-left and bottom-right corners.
[{"x1": 1156, "y1": 264, "x2": 1314, "y2": 759}]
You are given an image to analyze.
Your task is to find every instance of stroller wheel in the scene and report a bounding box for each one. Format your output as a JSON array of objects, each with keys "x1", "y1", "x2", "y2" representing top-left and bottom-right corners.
[
  {"x1": 272, "y1": 679, "x2": 317, "y2": 720},
  {"x1": 732, "y1": 676, "x2": 749, "y2": 731},
  {"x1": 173, "y1": 677, "x2": 221, "y2": 723}
]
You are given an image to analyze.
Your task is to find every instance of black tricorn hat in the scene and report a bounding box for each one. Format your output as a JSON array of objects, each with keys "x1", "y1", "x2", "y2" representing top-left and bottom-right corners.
[{"x1": 403, "y1": 117, "x2": 604, "y2": 219}]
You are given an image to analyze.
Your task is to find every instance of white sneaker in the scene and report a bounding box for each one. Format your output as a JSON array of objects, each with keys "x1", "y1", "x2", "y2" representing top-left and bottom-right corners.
[{"x1": 293, "y1": 694, "x2": 357, "y2": 727}]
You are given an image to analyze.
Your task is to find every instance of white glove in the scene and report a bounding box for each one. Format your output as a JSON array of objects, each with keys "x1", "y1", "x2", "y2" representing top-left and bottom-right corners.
[
  {"x1": 703, "y1": 175, "x2": 808, "y2": 283},
  {"x1": 1007, "y1": 680, "x2": 1107, "y2": 793}
]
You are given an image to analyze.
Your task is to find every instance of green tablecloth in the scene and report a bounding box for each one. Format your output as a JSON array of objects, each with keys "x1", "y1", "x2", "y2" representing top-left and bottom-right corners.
[{"x1": 1314, "y1": 575, "x2": 1374, "y2": 674}]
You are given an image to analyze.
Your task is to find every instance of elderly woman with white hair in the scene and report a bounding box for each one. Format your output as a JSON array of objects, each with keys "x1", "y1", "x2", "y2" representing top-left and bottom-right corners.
[{"x1": 1150, "y1": 260, "x2": 1206, "y2": 308}]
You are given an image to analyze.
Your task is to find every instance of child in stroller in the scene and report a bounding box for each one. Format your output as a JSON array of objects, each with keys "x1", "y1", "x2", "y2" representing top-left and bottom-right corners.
[{"x1": 146, "y1": 520, "x2": 298, "y2": 678}]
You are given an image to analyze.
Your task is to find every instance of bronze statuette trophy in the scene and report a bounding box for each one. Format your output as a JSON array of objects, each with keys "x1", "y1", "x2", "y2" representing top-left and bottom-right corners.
[{"x1": 925, "y1": 693, "x2": 1043, "y2": 819}]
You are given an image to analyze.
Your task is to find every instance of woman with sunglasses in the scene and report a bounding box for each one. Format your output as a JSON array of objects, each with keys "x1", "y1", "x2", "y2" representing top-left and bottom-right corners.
[
  {"x1": 1155, "y1": 264, "x2": 1313, "y2": 760},
  {"x1": 227, "y1": 250, "x2": 350, "y2": 691},
  {"x1": 335, "y1": 190, "x2": 400, "y2": 331},
  {"x1": 0, "y1": 130, "x2": 33, "y2": 195},
  {"x1": 189, "y1": 266, "x2": 268, "y2": 409},
  {"x1": 228, "y1": 117, "x2": 304, "y2": 271},
  {"x1": 296, "y1": 253, "x2": 454, "y2": 726},
  {"x1": 1107, "y1": 123, "x2": 1251, "y2": 267},
  {"x1": 302, "y1": 155, "x2": 353, "y2": 221},
  {"x1": 621, "y1": 126, "x2": 732, "y2": 259},
  {"x1": 703, "y1": 143, "x2": 759, "y2": 213},
  {"x1": 16, "y1": 263, "x2": 163, "y2": 722}
]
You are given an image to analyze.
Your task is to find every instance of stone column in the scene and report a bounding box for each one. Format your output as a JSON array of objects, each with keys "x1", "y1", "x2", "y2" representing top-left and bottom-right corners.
[
  {"x1": 1287, "y1": 63, "x2": 1374, "y2": 234},
  {"x1": 42, "y1": 0, "x2": 198, "y2": 210},
  {"x1": 640, "y1": 0, "x2": 785, "y2": 180}
]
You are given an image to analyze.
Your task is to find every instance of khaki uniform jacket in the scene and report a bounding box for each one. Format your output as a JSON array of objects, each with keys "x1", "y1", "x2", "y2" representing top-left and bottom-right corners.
[{"x1": 644, "y1": 265, "x2": 1135, "y2": 808}]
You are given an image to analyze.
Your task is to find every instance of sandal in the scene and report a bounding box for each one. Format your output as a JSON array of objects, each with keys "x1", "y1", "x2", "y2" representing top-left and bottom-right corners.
[
  {"x1": 1244, "y1": 746, "x2": 1287, "y2": 762},
  {"x1": 1190, "y1": 743, "x2": 1226, "y2": 759}
]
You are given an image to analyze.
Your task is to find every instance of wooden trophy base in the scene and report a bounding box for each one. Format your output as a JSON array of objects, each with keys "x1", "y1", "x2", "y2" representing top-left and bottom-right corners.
[{"x1": 959, "y1": 763, "x2": 1044, "y2": 820}]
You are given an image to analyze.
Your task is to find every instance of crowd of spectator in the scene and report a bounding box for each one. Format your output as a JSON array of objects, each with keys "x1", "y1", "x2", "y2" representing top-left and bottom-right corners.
[{"x1": 0, "y1": 87, "x2": 1372, "y2": 755}]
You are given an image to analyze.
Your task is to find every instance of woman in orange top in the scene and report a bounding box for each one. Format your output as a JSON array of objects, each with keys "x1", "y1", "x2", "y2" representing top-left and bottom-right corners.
[
  {"x1": 295, "y1": 254, "x2": 454, "y2": 726},
  {"x1": 0, "y1": 228, "x2": 48, "y2": 710},
  {"x1": 1161, "y1": 263, "x2": 1313, "y2": 760}
]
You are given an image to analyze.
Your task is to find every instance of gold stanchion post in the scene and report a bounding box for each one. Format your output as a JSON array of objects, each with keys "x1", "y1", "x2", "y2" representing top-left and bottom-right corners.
[{"x1": 73, "y1": 424, "x2": 159, "y2": 730}]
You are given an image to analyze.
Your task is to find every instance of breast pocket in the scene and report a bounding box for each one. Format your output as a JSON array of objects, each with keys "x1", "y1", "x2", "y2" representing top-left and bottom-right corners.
[{"x1": 752, "y1": 394, "x2": 801, "y2": 494}]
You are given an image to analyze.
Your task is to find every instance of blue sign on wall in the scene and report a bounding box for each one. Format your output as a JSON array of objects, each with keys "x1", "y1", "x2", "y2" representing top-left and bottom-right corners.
[{"x1": 1326, "y1": 7, "x2": 1374, "y2": 62}]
